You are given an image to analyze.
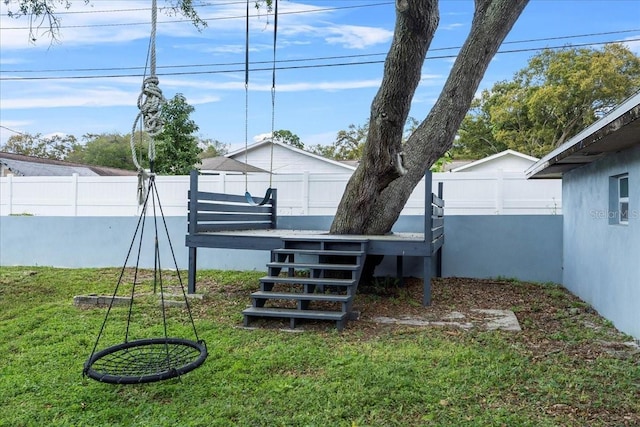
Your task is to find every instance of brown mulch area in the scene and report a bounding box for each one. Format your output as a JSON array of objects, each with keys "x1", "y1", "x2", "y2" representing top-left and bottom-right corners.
[
  {"x1": 354, "y1": 277, "x2": 638, "y2": 360},
  {"x1": 204, "y1": 275, "x2": 639, "y2": 363}
]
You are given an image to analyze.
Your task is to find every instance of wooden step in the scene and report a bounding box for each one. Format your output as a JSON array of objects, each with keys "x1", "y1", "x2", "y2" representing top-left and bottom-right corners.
[
  {"x1": 266, "y1": 262, "x2": 359, "y2": 271},
  {"x1": 251, "y1": 291, "x2": 351, "y2": 303},
  {"x1": 272, "y1": 248, "x2": 364, "y2": 257},
  {"x1": 242, "y1": 306, "x2": 347, "y2": 330},
  {"x1": 259, "y1": 276, "x2": 355, "y2": 287}
]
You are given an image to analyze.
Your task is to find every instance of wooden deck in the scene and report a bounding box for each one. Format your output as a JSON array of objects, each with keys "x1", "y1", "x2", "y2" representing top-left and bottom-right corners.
[
  {"x1": 185, "y1": 170, "x2": 444, "y2": 312},
  {"x1": 186, "y1": 228, "x2": 431, "y2": 255}
]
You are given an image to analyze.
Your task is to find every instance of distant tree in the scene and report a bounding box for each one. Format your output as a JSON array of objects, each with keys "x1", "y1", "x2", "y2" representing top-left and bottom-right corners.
[
  {"x1": 311, "y1": 118, "x2": 419, "y2": 161},
  {"x1": 271, "y1": 130, "x2": 304, "y2": 149},
  {"x1": 309, "y1": 122, "x2": 368, "y2": 160},
  {"x1": 199, "y1": 138, "x2": 229, "y2": 159},
  {"x1": 454, "y1": 44, "x2": 640, "y2": 158},
  {"x1": 1, "y1": 132, "x2": 78, "y2": 160},
  {"x1": 67, "y1": 133, "x2": 147, "y2": 170},
  {"x1": 154, "y1": 93, "x2": 202, "y2": 175}
]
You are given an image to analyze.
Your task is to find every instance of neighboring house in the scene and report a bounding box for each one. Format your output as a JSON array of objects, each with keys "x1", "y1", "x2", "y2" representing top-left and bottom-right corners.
[
  {"x1": 197, "y1": 156, "x2": 269, "y2": 174},
  {"x1": 226, "y1": 140, "x2": 357, "y2": 174},
  {"x1": 526, "y1": 91, "x2": 640, "y2": 340},
  {"x1": 0, "y1": 152, "x2": 136, "y2": 176},
  {"x1": 450, "y1": 149, "x2": 539, "y2": 173}
]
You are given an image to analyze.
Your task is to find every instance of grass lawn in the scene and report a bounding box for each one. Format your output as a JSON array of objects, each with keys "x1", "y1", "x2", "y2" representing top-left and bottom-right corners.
[{"x1": 0, "y1": 267, "x2": 638, "y2": 427}]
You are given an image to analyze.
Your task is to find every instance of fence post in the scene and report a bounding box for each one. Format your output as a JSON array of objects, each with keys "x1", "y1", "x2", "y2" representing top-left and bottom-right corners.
[
  {"x1": 495, "y1": 169, "x2": 504, "y2": 214},
  {"x1": 219, "y1": 172, "x2": 226, "y2": 194},
  {"x1": 4, "y1": 174, "x2": 13, "y2": 215},
  {"x1": 71, "y1": 173, "x2": 79, "y2": 216},
  {"x1": 302, "y1": 171, "x2": 309, "y2": 215}
]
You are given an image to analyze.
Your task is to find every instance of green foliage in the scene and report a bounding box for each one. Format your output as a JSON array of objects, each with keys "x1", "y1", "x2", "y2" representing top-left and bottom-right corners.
[
  {"x1": 199, "y1": 138, "x2": 229, "y2": 159},
  {"x1": 1, "y1": 132, "x2": 79, "y2": 160},
  {"x1": 311, "y1": 118, "x2": 419, "y2": 161},
  {"x1": 430, "y1": 151, "x2": 453, "y2": 172},
  {"x1": 154, "y1": 93, "x2": 202, "y2": 175},
  {"x1": 310, "y1": 122, "x2": 368, "y2": 160},
  {"x1": 272, "y1": 129, "x2": 304, "y2": 149},
  {"x1": 454, "y1": 44, "x2": 640, "y2": 159},
  {"x1": 67, "y1": 132, "x2": 147, "y2": 170}
]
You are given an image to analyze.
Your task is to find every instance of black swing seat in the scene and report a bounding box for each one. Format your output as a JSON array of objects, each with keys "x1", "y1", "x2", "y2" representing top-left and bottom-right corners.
[
  {"x1": 83, "y1": 338, "x2": 208, "y2": 384},
  {"x1": 245, "y1": 188, "x2": 273, "y2": 206}
]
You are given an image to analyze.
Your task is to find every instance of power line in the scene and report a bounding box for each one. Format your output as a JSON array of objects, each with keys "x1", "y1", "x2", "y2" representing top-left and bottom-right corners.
[
  {"x1": 2, "y1": 29, "x2": 638, "y2": 75},
  {"x1": 0, "y1": 125, "x2": 26, "y2": 136},
  {"x1": 2, "y1": 38, "x2": 638, "y2": 81}
]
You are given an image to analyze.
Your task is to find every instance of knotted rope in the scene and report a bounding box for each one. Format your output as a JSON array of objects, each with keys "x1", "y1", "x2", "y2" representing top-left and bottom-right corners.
[{"x1": 131, "y1": 0, "x2": 164, "y2": 204}]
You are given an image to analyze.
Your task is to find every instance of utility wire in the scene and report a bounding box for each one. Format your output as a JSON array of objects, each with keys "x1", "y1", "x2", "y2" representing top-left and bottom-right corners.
[
  {"x1": 2, "y1": 28, "x2": 638, "y2": 75},
  {"x1": 4, "y1": 28, "x2": 639, "y2": 74},
  {"x1": 1, "y1": 37, "x2": 638, "y2": 81},
  {"x1": 0, "y1": 125, "x2": 27, "y2": 136}
]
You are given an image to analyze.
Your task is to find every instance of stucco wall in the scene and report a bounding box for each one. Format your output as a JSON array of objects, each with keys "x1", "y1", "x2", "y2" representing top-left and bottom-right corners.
[
  {"x1": 0, "y1": 214, "x2": 562, "y2": 285},
  {"x1": 563, "y1": 145, "x2": 640, "y2": 339}
]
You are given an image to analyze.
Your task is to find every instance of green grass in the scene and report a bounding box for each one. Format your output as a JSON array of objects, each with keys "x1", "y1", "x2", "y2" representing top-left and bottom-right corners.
[{"x1": 0, "y1": 267, "x2": 638, "y2": 427}]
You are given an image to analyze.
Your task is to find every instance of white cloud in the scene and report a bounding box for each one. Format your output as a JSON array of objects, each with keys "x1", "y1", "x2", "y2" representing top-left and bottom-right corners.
[
  {"x1": 1, "y1": 72, "x2": 380, "y2": 112},
  {"x1": 324, "y1": 25, "x2": 393, "y2": 49},
  {"x1": 1, "y1": 86, "x2": 138, "y2": 109},
  {"x1": 441, "y1": 23, "x2": 465, "y2": 31}
]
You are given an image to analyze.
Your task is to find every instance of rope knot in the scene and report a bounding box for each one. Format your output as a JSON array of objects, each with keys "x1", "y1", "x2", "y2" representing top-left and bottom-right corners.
[{"x1": 138, "y1": 75, "x2": 165, "y2": 137}]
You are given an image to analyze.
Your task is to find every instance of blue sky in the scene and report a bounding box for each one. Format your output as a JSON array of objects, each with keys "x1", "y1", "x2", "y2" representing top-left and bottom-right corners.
[{"x1": 1, "y1": 0, "x2": 639, "y2": 152}]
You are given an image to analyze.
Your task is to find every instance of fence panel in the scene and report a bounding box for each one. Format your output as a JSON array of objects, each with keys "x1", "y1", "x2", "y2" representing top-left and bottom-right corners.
[{"x1": 0, "y1": 171, "x2": 562, "y2": 216}]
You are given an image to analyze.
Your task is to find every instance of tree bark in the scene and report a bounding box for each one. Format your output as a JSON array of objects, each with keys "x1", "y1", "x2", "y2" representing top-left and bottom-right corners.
[
  {"x1": 331, "y1": 0, "x2": 529, "y2": 235},
  {"x1": 330, "y1": 0, "x2": 439, "y2": 234}
]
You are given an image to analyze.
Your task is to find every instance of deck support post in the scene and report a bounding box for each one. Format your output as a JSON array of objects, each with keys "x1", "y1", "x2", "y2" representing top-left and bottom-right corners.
[
  {"x1": 188, "y1": 247, "x2": 197, "y2": 294},
  {"x1": 423, "y1": 256, "x2": 432, "y2": 306}
]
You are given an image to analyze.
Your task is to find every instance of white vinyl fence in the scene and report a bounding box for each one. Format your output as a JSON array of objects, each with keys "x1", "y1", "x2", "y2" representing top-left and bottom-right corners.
[{"x1": 0, "y1": 171, "x2": 562, "y2": 217}]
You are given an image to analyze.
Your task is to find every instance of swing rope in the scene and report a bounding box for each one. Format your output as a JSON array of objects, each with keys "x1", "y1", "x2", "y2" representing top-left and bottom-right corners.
[
  {"x1": 243, "y1": 0, "x2": 277, "y2": 206},
  {"x1": 83, "y1": 0, "x2": 207, "y2": 384},
  {"x1": 130, "y1": 0, "x2": 165, "y2": 204}
]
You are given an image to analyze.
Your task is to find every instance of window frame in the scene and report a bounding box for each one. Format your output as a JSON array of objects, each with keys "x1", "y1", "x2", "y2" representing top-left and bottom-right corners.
[{"x1": 618, "y1": 174, "x2": 629, "y2": 225}]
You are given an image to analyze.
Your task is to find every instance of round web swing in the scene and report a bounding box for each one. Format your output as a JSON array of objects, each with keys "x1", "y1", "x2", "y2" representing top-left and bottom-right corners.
[
  {"x1": 243, "y1": 0, "x2": 278, "y2": 206},
  {"x1": 83, "y1": 0, "x2": 206, "y2": 385}
]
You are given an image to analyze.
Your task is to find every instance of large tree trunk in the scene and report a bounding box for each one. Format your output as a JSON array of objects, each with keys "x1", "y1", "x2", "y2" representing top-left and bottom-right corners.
[{"x1": 331, "y1": 0, "x2": 529, "y2": 235}]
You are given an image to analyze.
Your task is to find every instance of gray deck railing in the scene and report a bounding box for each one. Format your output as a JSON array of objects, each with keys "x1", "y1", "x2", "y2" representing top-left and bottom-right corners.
[
  {"x1": 188, "y1": 170, "x2": 277, "y2": 233},
  {"x1": 423, "y1": 172, "x2": 445, "y2": 305}
]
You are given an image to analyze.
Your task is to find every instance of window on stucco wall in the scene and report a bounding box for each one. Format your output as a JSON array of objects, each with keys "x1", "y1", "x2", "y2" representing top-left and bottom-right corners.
[{"x1": 609, "y1": 173, "x2": 629, "y2": 225}]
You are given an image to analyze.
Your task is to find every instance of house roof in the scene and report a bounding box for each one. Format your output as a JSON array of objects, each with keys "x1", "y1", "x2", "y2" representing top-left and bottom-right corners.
[
  {"x1": 197, "y1": 156, "x2": 269, "y2": 173},
  {"x1": 450, "y1": 149, "x2": 539, "y2": 172},
  {"x1": 0, "y1": 152, "x2": 137, "y2": 176},
  {"x1": 526, "y1": 91, "x2": 640, "y2": 179},
  {"x1": 227, "y1": 139, "x2": 357, "y2": 172}
]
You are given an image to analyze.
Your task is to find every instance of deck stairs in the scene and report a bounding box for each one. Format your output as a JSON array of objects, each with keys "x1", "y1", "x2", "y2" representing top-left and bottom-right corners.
[{"x1": 242, "y1": 237, "x2": 368, "y2": 331}]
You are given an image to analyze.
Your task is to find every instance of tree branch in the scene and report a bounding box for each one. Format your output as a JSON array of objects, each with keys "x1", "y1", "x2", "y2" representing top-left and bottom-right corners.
[{"x1": 363, "y1": 0, "x2": 530, "y2": 234}]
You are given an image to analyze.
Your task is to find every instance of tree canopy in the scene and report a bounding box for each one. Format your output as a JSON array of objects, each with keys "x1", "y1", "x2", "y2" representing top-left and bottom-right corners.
[
  {"x1": 1, "y1": 132, "x2": 78, "y2": 160},
  {"x1": 66, "y1": 133, "x2": 148, "y2": 170},
  {"x1": 154, "y1": 93, "x2": 202, "y2": 175},
  {"x1": 453, "y1": 44, "x2": 640, "y2": 159},
  {"x1": 271, "y1": 130, "x2": 304, "y2": 150},
  {"x1": 199, "y1": 139, "x2": 229, "y2": 159}
]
